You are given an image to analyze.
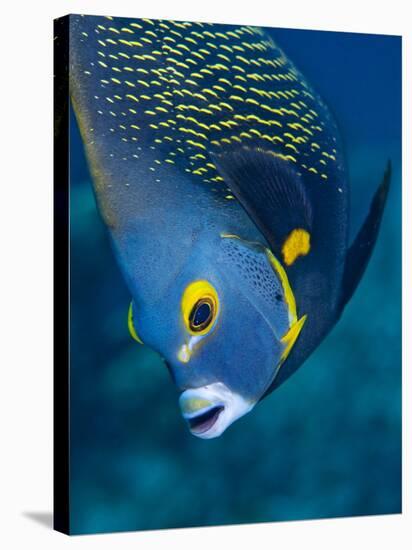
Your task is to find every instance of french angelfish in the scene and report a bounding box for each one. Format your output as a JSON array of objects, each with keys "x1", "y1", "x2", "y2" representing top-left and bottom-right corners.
[{"x1": 68, "y1": 15, "x2": 390, "y2": 438}]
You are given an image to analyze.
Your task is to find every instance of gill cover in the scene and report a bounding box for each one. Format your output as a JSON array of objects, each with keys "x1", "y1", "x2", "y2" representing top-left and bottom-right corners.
[{"x1": 218, "y1": 234, "x2": 307, "y2": 384}]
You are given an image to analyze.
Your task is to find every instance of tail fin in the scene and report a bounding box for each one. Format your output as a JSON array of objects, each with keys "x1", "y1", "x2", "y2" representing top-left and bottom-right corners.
[{"x1": 338, "y1": 162, "x2": 391, "y2": 313}]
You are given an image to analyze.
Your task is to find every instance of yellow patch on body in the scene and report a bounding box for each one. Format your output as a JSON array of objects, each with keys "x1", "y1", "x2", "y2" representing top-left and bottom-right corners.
[{"x1": 282, "y1": 228, "x2": 311, "y2": 266}]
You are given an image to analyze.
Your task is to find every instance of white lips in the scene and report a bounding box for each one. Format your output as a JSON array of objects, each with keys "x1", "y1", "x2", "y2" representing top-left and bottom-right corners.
[{"x1": 179, "y1": 382, "x2": 255, "y2": 439}]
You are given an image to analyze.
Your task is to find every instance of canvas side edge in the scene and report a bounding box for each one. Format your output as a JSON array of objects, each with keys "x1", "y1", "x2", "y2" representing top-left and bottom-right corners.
[{"x1": 53, "y1": 14, "x2": 70, "y2": 536}]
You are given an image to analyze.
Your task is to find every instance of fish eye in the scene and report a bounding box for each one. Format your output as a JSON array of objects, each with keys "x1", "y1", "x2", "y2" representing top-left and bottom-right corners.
[
  {"x1": 181, "y1": 280, "x2": 219, "y2": 336},
  {"x1": 189, "y1": 298, "x2": 214, "y2": 332}
]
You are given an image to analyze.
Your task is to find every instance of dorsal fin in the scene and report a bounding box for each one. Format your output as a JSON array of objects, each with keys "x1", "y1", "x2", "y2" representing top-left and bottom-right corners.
[
  {"x1": 338, "y1": 162, "x2": 391, "y2": 313},
  {"x1": 212, "y1": 147, "x2": 313, "y2": 263}
]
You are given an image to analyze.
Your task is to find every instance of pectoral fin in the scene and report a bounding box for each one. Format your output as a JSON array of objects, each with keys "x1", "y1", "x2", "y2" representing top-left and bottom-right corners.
[{"x1": 212, "y1": 147, "x2": 313, "y2": 264}]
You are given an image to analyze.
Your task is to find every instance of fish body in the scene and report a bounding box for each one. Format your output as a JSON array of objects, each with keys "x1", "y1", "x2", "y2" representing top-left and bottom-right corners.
[{"x1": 69, "y1": 14, "x2": 389, "y2": 438}]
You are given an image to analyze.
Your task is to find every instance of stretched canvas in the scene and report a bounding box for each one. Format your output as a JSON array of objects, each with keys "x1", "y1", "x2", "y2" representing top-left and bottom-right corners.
[{"x1": 54, "y1": 14, "x2": 402, "y2": 535}]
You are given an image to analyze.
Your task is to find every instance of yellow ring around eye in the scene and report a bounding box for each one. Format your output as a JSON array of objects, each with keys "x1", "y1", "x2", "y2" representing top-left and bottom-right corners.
[
  {"x1": 128, "y1": 301, "x2": 143, "y2": 344},
  {"x1": 181, "y1": 280, "x2": 219, "y2": 336}
]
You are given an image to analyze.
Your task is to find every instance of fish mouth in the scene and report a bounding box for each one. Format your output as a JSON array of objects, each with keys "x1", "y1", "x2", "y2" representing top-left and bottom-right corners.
[
  {"x1": 187, "y1": 405, "x2": 225, "y2": 435},
  {"x1": 179, "y1": 383, "x2": 255, "y2": 439}
]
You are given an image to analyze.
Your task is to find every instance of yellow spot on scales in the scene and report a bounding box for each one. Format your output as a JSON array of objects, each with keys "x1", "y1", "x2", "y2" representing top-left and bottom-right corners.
[
  {"x1": 282, "y1": 229, "x2": 311, "y2": 266},
  {"x1": 186, "y1": 140, "x2": 207, "y2": 150}
]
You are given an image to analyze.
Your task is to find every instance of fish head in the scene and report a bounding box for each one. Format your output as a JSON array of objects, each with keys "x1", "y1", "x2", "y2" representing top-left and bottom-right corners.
[{"x1": 127, "y1": 231, "x2": 306, "y2": 439}]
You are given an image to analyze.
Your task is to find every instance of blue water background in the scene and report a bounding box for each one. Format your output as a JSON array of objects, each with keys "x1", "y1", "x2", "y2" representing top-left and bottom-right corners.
[{"x1": 68, "y1": 27, "x2": 402, "y2": 534}]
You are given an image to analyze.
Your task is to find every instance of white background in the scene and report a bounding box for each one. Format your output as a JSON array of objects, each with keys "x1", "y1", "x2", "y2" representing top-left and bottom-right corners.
[{"x1": 0, "y1": 0, "x2": 410, "y2": 548}]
